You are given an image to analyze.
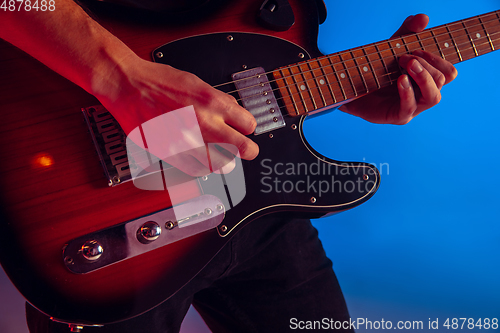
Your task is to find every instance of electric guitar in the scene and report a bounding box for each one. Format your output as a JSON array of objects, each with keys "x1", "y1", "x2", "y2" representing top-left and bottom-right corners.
[{"x1": 0, "y1": 0, "x2": 498, "y2": 326}]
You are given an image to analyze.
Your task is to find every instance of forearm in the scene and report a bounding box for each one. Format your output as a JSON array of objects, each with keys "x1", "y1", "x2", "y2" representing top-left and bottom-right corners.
[
  {"x1": 0, "y1": 0, "x2": 138, "y2": 98},
  {"x1": 0, "y1": 1, "x2": 259, "y2": 162}
]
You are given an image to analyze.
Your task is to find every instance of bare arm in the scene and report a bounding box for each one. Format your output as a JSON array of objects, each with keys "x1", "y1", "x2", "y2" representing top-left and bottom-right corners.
[
  {"x1": 0, "y1": 0, "x2": 258, "y2": 175},
  {"x1": 0, "y1": 0, "x2": 135, "y2": 98},
  {"x1": 1, "y1": 7, "x2": 458, "y2": 175}
]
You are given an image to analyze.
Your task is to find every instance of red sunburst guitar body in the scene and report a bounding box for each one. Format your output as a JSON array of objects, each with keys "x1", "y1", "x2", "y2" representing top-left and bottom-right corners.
[{"x1": 1, "y1": 0, "x2": 497, "y2": 326}]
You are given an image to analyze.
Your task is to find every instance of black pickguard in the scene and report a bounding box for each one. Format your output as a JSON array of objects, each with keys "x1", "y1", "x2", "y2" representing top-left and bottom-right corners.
[{"x1": 154, "y1": 32, "x2": 380, "y2": 236}]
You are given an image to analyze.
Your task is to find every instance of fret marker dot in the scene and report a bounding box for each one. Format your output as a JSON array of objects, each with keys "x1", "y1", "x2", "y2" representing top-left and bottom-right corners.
[
  {"x1": 476, "y1": 33, "x2": 481, "y2": 38},
  {"x1": 363, "y1": 66, "x2": 368, "y2": 72},
  {"x1": 319, "y1": 79, "x2": 325, "y2": 85},
  {"x1": 396, "y1": 43, "x2": 401, "y2": 48},
  {"x1": 444, "y1": 42, "x2": 450, "y2": 48},
  {"x1": 340, "y1": 73, "x2": 346, "y2": 79},
  {"x1": 300, "y1": 85, "x2": 306, "y2": 91}
]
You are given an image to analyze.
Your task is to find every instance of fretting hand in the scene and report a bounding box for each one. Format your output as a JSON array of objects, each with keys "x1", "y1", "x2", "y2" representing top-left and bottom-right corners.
[{"x1": 340, "y1": 14, "x2": 458, "y2": 124}]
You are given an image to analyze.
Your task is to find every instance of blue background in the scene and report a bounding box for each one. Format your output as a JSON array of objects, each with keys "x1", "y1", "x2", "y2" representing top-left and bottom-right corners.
[
  {"x1": 307, "y1": 0, "x2": 500, "y2": 331},
  {"x1": 1, "y1": 1, "x2": 499, "y2": 332}
]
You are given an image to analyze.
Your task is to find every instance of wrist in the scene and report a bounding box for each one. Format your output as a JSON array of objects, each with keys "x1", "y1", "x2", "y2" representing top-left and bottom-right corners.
[{"x1": 88, "y1": 47, "x2": 140, "y2": 105}]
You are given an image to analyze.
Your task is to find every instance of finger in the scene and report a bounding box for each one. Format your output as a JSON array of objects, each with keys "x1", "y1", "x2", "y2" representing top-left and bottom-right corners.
[
  {"x1": 222, "y1": 97, "x2": 257, "y2": 135},
  {"x1": 165, "y1": 153, "x2": 211, "y2": 177},
  {"x1": 166, "y1": 144, "x2": 238, "y2": 176},
  {"x1": 207, "y1": 143, "x2": 237, "y2": 174},
  {"x1": 391, "y1": 14, "x2": 429, "y2": 37},
  {"x1": 188, "y1": 144, "x2": 236, "y2": 174},
  {"x1": 213, "y1": 142, "x2": 239, "y2": 158},
  {"x1": 404, "y1": 58, "x2": 442, "y2": 109},
  {"x1": 397, "y1": 74, "x2": 417, "y2": 124},
  {"x1": 412, "y1": 50, "x2": 458, "y2": 85},
  {"x1": 212, "y1": 125, "x2": 259, "y2": 160},
  {"x1": 399, "y1": 54, "x2": 446, "y2": 90}
]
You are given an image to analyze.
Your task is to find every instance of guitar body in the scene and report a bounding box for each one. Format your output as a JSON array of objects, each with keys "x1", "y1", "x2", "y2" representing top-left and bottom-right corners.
[{"x1": 0, "y1": 0, "x2": 379, "y2": 325}]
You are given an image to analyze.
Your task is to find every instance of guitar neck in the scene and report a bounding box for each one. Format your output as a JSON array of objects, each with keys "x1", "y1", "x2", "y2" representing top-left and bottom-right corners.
[{"x1": 273, "y1": 10, "x2": 500, "y2": 116}]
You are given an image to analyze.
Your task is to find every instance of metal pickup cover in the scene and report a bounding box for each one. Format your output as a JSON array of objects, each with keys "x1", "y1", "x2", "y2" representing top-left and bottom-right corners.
[{"x1": 232, "y1": 67, "x2": 285, "y2": 135}]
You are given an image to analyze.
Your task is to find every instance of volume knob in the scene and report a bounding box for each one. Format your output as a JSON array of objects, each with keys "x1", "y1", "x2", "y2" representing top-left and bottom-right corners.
[
  {"x1": 81, "y1": 240, "x2": 104, "y2": 261},
  {"x1": 137, "y1": 221, "x2": 162, "y2": 244}
]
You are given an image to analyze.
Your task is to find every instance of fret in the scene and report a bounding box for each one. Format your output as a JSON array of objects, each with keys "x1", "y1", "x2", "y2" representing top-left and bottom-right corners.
[
  {"x1": 461, "y1": 22, "x2": 478, "y2": 57},
  {"x1": 432, "y1": 26, "x2": 460, "y2": 62},
  {"x1": 287, "y1": 65, "x2": 313, "y2": 112},
  {"x1": 336, "y1": 53, "x2": 358, "y2": 97},
  {"x1": 463, "y1": 17, "x2": 491, "y2": 56},
  {"x1": 377, "y1": 39, "x2": 400, "y2": 86},
  {"x1": 386, "y1": 40, "x2": 403, "y2": 81},
  {"x1": 363, "y1": 45, "x2": 381, "y2": 89},
  {"x1": 446, "y1": 22, "x2": 474, "y2": 61},
  {"x1": 273, "y1": 68, "x2": 305, "y2": 115},
  {"x1": 482, "y1": 12, "x2": 500, "y2": 50},
  {"x1": 432, "y1": 26, "x2": 459, "y2": 62},
  {"x1": 417, "y1": 30, "x2": 441, "y2": 56},
  {"x1": 415, "y1": 33, "x2": 425, "y2": 51},
  {"x1": 276, "y1": 69, "x2": 299, "y2": 115},
  {"x1": 318, "y1": 57, "x2": 341, "y2": 103},
  {"x1": 486, "y1": 30, "x2": 495, "y2": 51},
  {"x1": 329, "y1": 54, "x2": 353, "y2": 100},
  {"x1": 299, "y1": 61, "x2": 322, "y2": 109},
  {"x1": 323, "y1": 56, "x2": 347, "y2": 101},
  {"x1": 479, "y1": 15, "x2": 495, "y2": 51},
  {"x1": 388, "y1": 38, "x2": 407, "y2": 57},
  {"x1": 306, "y1": 60, "x2": 332, "y2": 107},
  {"x1": 429, "y1": 29, "x2": 446, "y2": 59},
  {"x1": 355, "y1": 47, "x2": 380, "y2": 91},
  {"x1": 329, "y1": 56, "x2": 347, "y2": 101},
  {"x1": 301, "y1": 66, "x2": 317, "y2": 110},
  {"x1": 313, "y1": 58, "x2": 337, "y2": 105},
  {"x1": 401, "y1": 35, "x2": 420, "y2": 53},
  {"x1": 350, "y1": 49, "x2": 370, "y2": 94},
  {"x1": 374, "y1": 43, "x2": 395, "y2": 86},
  {"x1": 377, "y1": 41, "x2": 401, "y2": 84},
  {"x1": 445, "y1": 24, "x2": 463, "y2": 62}
]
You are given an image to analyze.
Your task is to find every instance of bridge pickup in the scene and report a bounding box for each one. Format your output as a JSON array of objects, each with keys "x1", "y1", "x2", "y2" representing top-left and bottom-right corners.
[
  {"x1": 63, "y1": 195, "x2": 225, "y2": 274},
  {"x1": 232, "y1": 67, "x2": 285, "y2": 135}
]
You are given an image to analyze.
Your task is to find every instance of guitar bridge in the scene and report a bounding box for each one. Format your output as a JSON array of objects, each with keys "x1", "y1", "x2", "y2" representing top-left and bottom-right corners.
[{"x1": 82, "y1": 105, "x2": 132, "y2": 186}]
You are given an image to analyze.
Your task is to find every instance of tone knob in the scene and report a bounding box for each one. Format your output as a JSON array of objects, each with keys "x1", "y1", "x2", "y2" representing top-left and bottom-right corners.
[
  {"x1": 137, "y1": 221, "x2": 162, "y2": 244},
  {"x1": 81, "y1": 240, "x2": 103, "y2": 261}
]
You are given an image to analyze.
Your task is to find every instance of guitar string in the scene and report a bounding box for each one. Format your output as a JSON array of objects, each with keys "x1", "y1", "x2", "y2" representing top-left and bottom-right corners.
[
  {"x1": 229, "y1": 21, "x2": 500, "y2": 104},
  {"x1": 213, "y1": 11, "x2": 500, "y2": 92},
  {"x1": 125, "y1": 30, "x2": 500, "y2": 165},
  {"x1": 126, "y1": 31, "x2": 500, "y2": 163},
  {"x1": 233, "y1": 33, "x2": 500, "y2": 115},
  {"x1": 124, "y1": 14, "x2": 500, "y2": 167},
  {"x1": 124, "y1": 148, "x2": 232, "y2": 171},
  {"x1": 125, "y1": 43, "x2": 496, "y2": 171},
  {"x1": 214, "y1": 14, "x2": 498, "y2": 104},
  {"x1": 228, "y1": 35, "x2": 500, "y2": 115}
]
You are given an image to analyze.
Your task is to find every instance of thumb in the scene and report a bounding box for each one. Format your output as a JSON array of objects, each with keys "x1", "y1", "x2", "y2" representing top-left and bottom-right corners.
[{"x1": 391, "y1": 14, "x2": 429, "y2": 37}]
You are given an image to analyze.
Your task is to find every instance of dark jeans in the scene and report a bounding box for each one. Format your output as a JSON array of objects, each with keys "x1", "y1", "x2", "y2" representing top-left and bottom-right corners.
[{"x1": 27, "y1": 216, "x2": 353, "y2": 332}]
